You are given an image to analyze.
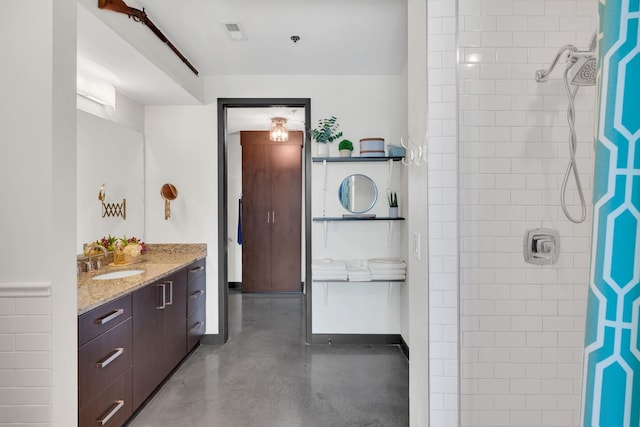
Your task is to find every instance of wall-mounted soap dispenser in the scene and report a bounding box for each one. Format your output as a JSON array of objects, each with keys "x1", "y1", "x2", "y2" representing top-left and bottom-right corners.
[{"x1": 523, "y1": 228, "x2": 560, "y2": 265}]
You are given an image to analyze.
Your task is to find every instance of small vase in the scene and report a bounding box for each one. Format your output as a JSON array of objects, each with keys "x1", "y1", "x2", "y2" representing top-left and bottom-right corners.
[
  {"x1": 389, "y1": 207, "x2": 399, "y2": 218},
  {"x1": 339, "y1": 149, "x2": 352, "y2": 157},
  {"x1": 113, "y1": 250, "x2": 126, "y2": 265},
  {"x1": 316, "y1": 143, "x2": 329, "y2": 157}
]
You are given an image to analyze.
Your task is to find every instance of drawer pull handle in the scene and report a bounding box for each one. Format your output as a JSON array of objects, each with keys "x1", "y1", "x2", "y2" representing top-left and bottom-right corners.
[
  {"x1": 156, "y1": 283, "x2": 166, "y2": 310},
  {"x1": 189, "y1": 290, "x2": 205, "y2": 299},
  {"x1": 97, "y1": 348, "x2": 124, "y2": 369},
  {"x1": 97, "y1": 399, "x2": 124, "y2": 425},
  {"x1": 190, "y1": 321, "x2": 204, "y2": 332},
  {"x1": 95, "y1": 309, "x2": 124, "y2": 325},
  {"x1": 190, "y1": 265, "x2": 204, "y2": 273},
  {"x1": 166, "y1": 281, "x2": 174, "y2": 306}
]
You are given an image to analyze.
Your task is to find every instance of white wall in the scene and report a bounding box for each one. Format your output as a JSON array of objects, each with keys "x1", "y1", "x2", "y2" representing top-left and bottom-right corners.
[
  {"x1": 77, "y1": 90, "x2": 145, "y2": 134},
  {"x1": 144, "y1": 105, "x2": 219, "y2": 333},
  {"x1": 206, "y1": 75, "x2": 405, "y2": 146},
  {"x1": 77, "y1": 110, "x2": 145, "y2": 254},
  {"x1": 407, "y1": 0, "x2": 430, "y2": 425},
  {"x1": 144, "y1": 74, "x2": 407, "y2": 336},
  {"x1": 311, "y1": 160, "x2": 405, "y2": 334},
  {"x1": 457, "y1": 1, "x2": 597, "y2": 426},
  {"x1": 0, "y1": 1, "x2": 77, "y2": 425}
]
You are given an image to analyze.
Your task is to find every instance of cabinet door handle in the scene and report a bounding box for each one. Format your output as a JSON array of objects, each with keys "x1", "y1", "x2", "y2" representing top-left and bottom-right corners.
[
  {"x1": 97, "y1": 400, "x2": 124, "y2": 425},
  {"x1": 190, "y1": 265, "x2": 204, "y2": 273},
  {"x1": 272, "y1": 211, "x2": 275, "y2": 223},
  {"x1": 94, "y1": 308, "x2": 124, "y2": 325},
  {"x1": 165, "y1": 281, "x2": 173, "y2": 306},
  {"x1": 190, "y1": 321, "x2": 204, "y2": 332},
  {"x1": 267, "y1": 211, "x2": 270, "y2": 223},
  {"x1": 156, "y1": 284, "x2": 166, "y2": 310},
  {"x1": 96, "y1": 348, "x2": 124, "y2": 369},
  {"x1": 189, "y1": 290, "x2": 204, "y2": 299}
]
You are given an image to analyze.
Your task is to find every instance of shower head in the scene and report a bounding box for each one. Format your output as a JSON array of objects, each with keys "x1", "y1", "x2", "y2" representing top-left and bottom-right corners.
[
  {"x1": 536, "y1": 30, "x2": 598, "y2": 84},
  {"x1": 569, "y1": 56, "x2": 597, "y2": 86}
]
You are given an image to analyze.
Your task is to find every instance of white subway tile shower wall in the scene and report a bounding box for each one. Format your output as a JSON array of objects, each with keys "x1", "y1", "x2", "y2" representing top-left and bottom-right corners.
[
  {"x1": 458, "y1": 1, "x2": 596, "y2": 427},
  {"x1": 427, "y1": 0, "x2": 460, "y2": 426}
]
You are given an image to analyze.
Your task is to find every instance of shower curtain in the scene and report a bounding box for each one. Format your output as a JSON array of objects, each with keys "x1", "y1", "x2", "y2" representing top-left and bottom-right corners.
[{"x1": 581, "y1": 2, "x2": 640, "y2": 426}]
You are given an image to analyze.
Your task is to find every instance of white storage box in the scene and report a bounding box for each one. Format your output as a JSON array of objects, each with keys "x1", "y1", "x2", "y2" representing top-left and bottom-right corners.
[{"x1": 359, "y1": 138, "x2": 385, "y2": 157}]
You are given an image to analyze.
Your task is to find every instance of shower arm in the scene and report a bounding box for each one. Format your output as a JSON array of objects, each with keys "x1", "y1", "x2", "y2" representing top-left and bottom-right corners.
[{"x1": 536, "y1": 45, "x2": 577, "y2": 82}]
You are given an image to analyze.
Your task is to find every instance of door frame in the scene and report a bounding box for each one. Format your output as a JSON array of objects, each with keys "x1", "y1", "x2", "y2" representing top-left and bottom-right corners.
[{"x1": 216, "y1": 98, "x2": 312, "y2": 344}]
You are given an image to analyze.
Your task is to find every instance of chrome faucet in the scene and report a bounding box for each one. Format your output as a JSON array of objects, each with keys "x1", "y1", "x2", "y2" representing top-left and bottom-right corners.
[{"x1": 85, "y1": 244, "x2": 108, "y2": 271}]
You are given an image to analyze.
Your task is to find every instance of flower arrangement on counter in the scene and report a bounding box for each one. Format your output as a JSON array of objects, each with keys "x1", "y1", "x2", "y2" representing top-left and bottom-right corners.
[{"x1": 91, "y1": 235, "x2": 147, "y2": 255}]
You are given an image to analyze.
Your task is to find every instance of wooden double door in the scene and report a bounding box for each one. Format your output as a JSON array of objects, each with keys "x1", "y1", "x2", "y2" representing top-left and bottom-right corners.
[{"x1": 241, "y1": 131, "x2": 302, "y2": 292}]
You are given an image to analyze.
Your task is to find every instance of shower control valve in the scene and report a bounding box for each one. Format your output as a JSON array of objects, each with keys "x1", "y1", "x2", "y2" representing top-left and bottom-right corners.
[{"x1": 524, "y1": 228, "x2": 560, "y2": 265}]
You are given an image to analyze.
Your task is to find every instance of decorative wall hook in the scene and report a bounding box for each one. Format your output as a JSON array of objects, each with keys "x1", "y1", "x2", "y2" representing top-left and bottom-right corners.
[
  {"x1": 98, "y1": 183, "x2": 127, "y2": 219},
  {"x1": 399, "y1": 136, "x2": 428, "y2": 167}
]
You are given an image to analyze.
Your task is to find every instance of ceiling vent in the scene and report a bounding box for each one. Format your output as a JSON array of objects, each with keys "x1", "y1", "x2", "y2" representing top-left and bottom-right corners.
[{"x1": 222, "y1": 22, "x2": 247, "y2": 41}]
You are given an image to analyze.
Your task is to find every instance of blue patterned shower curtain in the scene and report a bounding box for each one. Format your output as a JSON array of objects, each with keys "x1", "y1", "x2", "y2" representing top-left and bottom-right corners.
[{"x1": 581, "y1": 1, "x2": 640, "y2": 426}]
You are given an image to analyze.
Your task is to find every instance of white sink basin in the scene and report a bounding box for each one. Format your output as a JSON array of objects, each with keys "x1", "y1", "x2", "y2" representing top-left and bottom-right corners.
[{"x1": 92, "y1": 270, "x2": 145, "y2": 280}]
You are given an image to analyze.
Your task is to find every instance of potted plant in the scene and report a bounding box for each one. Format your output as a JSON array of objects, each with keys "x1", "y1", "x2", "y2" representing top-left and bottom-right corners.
[
  {"x1": 311, "y1": 116, "x2": 343, "y2": 156},
  {"x1": 388, "y1": 192, "x2": 399, "y2": 218},
  {"x1": 338, "y1": 139, "x2": 354, "y2": 157}
]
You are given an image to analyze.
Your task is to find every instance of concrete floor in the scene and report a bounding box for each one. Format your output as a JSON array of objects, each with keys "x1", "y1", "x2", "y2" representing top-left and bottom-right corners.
[{"x1": 128, "y1": 290, "x2": 409, "y2": 427}]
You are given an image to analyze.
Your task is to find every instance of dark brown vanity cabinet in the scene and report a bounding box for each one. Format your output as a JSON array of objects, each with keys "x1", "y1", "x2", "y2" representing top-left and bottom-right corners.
[
  {"x1": 78, "y1": 294, "x2": 133, "y2": 427},
  {"x1": 187, "y1": 258, "x2": 206, "y2": 351},
  {"x1": 132, "y1": 268, "x2": 187, "y2": 409},
  {"x1": 78, "y1": 259, "x2": 205, "y2": 426}
]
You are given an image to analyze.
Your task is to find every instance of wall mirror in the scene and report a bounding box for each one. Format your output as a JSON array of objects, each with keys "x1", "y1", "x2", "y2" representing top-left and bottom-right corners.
[
  {"x1": 338, "y1": 174, "x2": 378, "y2": 214},
  {"x1": 77, "y1": 111, "x2": 145, "y2": 254}
]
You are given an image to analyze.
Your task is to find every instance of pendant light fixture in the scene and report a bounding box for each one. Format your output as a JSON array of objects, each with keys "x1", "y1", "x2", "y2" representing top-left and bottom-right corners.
[{"x1": 270, "y1": 117, "x2": 289, "y2": 142}]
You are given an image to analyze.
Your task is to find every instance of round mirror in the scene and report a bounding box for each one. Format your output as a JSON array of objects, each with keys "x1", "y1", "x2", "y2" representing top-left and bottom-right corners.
[
  {"x1": 160, "y1": 183, "x2": 178, "y2": 220},
  {"x1": 338, "y1": 174, "x2": 378, "y2": 213},
  {"x1": 161, "y1": 183, "x2": 178, "y2": 201}
]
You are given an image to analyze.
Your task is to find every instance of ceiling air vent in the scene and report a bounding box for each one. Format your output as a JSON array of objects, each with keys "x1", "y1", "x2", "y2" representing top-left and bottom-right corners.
[{"x1": 222, "y1": 22, "x2": 247, "y2": 41}]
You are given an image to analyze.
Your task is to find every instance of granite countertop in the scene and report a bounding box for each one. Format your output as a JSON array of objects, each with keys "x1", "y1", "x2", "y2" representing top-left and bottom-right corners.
[{"x1": 77, "y1": 243, "x2": 207, "y2": 315}]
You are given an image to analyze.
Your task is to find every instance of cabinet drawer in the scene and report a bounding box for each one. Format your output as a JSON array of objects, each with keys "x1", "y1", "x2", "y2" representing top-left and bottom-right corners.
[
  {"x1": 187, "y1": 258, "x2": 206, "y2": 283},
  {"x1": 79, "y1": 318, "x2": 132, "y2": 408},
  {"x1": 187, "y1": 307, "x2": 205, "y2": 352},
  {"x1": 79, "y1": 368, "x2": 132, "y2": 427},
  {"x1": 79, "y1": 294, "x2": 132, "y2": 347},
  {"x1": 187, "y1": 276, "x2": 205, "y2": 317}
]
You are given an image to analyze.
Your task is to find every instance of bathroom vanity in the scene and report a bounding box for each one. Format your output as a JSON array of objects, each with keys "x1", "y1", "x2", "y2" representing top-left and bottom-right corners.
[{"x1": 77, "y1": 244, "x2": 206, "y2": 427}]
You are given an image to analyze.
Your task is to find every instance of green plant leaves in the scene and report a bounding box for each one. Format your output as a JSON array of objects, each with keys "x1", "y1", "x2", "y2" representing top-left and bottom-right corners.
[{"x1": 312, "y1": 116, "x2": 343, "y2": 143}]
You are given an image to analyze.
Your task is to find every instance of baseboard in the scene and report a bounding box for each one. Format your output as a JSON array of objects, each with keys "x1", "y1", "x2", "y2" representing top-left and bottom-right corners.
[
  {"x1": 201, "y1": 333, "x2": 225, "y2": 345},
  {"x1": 309, "y1": 333, "x2": 403, "y2": 346},
  {"x1": 399, "y1": 335, "x2": 409, "y2": 360},
  {"x1": 228, "y1": 282, "x2": 241, "y2": 289}
]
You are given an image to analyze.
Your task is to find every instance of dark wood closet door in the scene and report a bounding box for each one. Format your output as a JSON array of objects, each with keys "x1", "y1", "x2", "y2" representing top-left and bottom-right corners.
[
  {"x1": 241, "y1": 131, "x2": 302, "y2": 293},
  {"x1": 242, "y1": 142, "x2": 272, "y2": 292},
  {"x1": 270, "y1": 143, "x2": 302, "y2": 291}
]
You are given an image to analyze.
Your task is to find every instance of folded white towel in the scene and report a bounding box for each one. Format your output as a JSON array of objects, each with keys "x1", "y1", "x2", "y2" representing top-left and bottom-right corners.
[
  {"x1": 369, "y1": 257, "x2": 405, "y2": 264},
  {"x1": 346, "y1": 259, "x2": 366, "y2": 269},
  {"x1": 368, "y1": 258, "x2": 407, "y2": 270},
  {"x1": 313, "y1": 272, "x2": 348, "y2": 281},
  {"x1": 348, "y1": 277, "x2": 373, "y2": 282},
  {"x1": 347, "y1": 266, "x2": 372, "y2": 281},
  {"x1": 312, "y1": 259, "x2": 348, "y2": 271},
  {"x1": 369, "y1": 270, "x2": 406, "y2": 276},
  {"x1": 314, "y1": 270, "x2": 348, "y2": 276},
  {"x1": 348, "y1": 271, "x2": 371, "y2": 276}
]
